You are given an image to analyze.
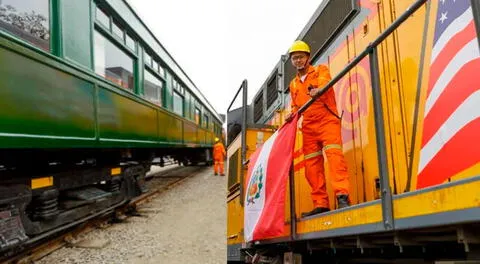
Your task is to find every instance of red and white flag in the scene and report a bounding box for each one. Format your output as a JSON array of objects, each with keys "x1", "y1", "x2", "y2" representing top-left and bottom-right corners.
[{"x1": 244, "y1": 114, "x2": 298, "y2": 242}]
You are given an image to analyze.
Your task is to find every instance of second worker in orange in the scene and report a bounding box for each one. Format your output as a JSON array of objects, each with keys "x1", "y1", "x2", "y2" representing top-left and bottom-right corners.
[{"x1": 213, "y1": 137, "x2": 226, "y2": 176}]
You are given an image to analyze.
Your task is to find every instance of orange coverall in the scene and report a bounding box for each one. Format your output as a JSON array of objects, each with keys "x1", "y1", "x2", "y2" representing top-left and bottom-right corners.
[
  {"x1": 289, "y1": 64, "x2": 350, "y2": 208},
  {"x1": 213, "y1": 142, "x2": 226, "y2": 175}
]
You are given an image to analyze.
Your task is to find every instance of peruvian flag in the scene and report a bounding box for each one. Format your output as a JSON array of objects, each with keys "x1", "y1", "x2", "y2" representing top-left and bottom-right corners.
[{"x1": 244, "y1": 114, "x2": 299, "y2": 242}]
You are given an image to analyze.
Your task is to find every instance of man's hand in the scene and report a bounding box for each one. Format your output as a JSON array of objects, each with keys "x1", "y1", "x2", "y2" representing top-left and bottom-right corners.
[
  {"x1": 308, "y1": 87, "x2": 322, "y2": 97},
  {"x1": 285, "y1": 113, "x2": 295, "y2": 123}
]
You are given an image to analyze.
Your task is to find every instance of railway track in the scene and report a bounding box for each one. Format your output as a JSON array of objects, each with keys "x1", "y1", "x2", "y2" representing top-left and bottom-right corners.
[{"x1": 1, "y1": 165, "x2": 205, "y2": 264}]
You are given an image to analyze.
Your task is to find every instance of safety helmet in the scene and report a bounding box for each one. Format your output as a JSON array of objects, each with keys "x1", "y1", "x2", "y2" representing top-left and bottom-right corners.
[
  {"x1": 289, "y1": 40, "x2": 310, "y2": 54},
  {"x1": 215, "y1": 137, "x2": 219, "y2": 142}
]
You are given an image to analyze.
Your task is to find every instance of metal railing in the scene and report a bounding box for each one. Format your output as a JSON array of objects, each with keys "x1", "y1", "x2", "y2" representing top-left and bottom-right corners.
[
  {"x1": 225, "y1": 0, "x2": 429, "y2": 237},
  {"x1": 227, "y1": 80, "x2": 248, "y2": 206},
  {"x1": 290, "y1": 0, "x2": 428, "y2": 232}
]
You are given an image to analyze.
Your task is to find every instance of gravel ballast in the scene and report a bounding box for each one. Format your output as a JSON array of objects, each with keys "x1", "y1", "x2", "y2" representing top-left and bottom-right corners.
[{"x1": 35, "y1": 166, "x2": 227, "y2": 264}]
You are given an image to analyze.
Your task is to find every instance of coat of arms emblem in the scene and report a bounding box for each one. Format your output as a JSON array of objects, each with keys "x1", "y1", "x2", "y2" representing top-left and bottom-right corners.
[{"x1": 246, "y1": 164, "x2": 264, "y2": 205}]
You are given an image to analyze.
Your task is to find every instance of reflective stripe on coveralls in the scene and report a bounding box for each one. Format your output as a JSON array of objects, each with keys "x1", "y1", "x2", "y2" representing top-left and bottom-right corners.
[{"x1": 303, "y1": 144, "x2": 343, "y2": 160}]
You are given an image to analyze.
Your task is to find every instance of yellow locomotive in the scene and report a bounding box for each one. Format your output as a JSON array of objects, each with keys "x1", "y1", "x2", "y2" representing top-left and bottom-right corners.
[{"x1": 227, "y1": 0, "x2": 480, "y2": 263}]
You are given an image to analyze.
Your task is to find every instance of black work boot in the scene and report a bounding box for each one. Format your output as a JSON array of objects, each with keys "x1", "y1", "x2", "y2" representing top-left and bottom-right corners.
[
  {"x1": 337, "y1": 194, "x2": 350, "y2": 209},
  {"x1": 301, "y1": 207, "x2": 330, "y2": 218}
]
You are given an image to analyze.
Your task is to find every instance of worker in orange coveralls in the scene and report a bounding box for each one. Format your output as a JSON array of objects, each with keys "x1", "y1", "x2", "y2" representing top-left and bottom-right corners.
[
  {"x1": 285, "y1": 40, "x2": 350, "y2": 217},
  {"x1": 213, "y1": 137, "x2": 226, "y2": 176}
]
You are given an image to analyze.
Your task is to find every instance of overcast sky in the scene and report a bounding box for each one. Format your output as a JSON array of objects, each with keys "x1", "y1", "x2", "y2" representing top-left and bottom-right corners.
[{"x1": 128, "y1": 0, "x2": 323, "y2": 116}]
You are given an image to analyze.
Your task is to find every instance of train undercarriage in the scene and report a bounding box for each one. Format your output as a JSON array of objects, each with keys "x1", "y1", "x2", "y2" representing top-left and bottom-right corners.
[
  {"x1": 0, "y1": 147, "x2": 212, "y2": 256},
  {"x1": 236, "y1": 224, "x2": 480, "y2": 264}
]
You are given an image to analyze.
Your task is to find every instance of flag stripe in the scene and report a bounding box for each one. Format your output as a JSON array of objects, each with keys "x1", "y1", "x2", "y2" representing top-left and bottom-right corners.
[
  {"x1": 419, "y1": 90, "x2": 480, "y2": 173},
  {"x1": 424, "y1": 38, "x2": 479, "y2": 116},
  {"x1": 427, "y1": 21, "x2": 476, "y2": 95},
  {"x1": 417, "y1": 118, "x2": 480, "y2": 188},
  {"x1": 422, "y1": 58, "x2": 480, "y2": 145}
]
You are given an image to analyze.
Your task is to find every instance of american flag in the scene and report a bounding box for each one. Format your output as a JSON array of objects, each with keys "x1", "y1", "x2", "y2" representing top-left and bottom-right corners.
[{"x1": 417, "y1": 0, "x2": 480, "y2": 189}]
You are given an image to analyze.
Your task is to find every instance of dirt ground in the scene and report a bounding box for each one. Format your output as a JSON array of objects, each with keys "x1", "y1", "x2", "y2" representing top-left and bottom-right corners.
[{"x1": 35, "y1": 166, "x2": 227, "y2": 264}]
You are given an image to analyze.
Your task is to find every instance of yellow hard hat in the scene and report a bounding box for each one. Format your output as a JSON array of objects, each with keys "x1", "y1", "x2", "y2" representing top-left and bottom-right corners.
[
  {"x1": 289, "y1": 40, "x2": 310, "y2": 54},
  {"x1": 215, "y1": 137, "x2": 219, "y2": 142}
]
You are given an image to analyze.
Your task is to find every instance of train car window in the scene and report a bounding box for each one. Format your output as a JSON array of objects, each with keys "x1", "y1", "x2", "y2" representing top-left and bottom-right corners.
[
  {"x1": 94, "y1": 30, "x2": 134, "y2": 91},
  {"x1": 159, "y1": 65, "x2": 165, "y2": 78},
  {"x1": 184, "y1": 93, "x2": 191, "y2": 120},
  {"x1": 0, "y1": 0, "x2": 50, "y2": 51},
  {"x1": 173, "y1": 79, "x2": 184, "y2": 95},
  {"x1": 204, "y1": 114, "x2": 209, "y2": 129},
  {"x1": 125, "y1": 33, "x2": 136, "y2": 51},
  {"x1": 195, "y1": 107, "x2": 201, "y2": 125},
  {"x1": 173, "y1": 91, "x2": 184, "y2": 116},
  {"x1": 190, "y1": 96, "x2": 195, "y2": 120},
  {"x1": 152, "y1": 60, "x2": 158, "y2": 72},
  {"x1": 144, "y1": 51, "x2": 152, "y2": 67},
  {"x1": 95, "y1": 6, "x2": 110, "y2": 29},
  {"x1": 112, "y1": 21, "x2": 123, "y2": 41},
  {"x1": 144, "y1": 69, "x2": 163, "y2": 106}
]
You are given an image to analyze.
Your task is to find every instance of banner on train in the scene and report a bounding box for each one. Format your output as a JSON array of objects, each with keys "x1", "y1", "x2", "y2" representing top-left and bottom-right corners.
[{"x1": 244, "y1": 114, "x2": 298, "y2": 242}]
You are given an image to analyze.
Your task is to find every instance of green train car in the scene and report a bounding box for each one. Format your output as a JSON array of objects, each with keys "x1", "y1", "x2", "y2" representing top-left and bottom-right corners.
[{"x1": 0, "y1": 0, "x2": 222, "y2": 253}]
